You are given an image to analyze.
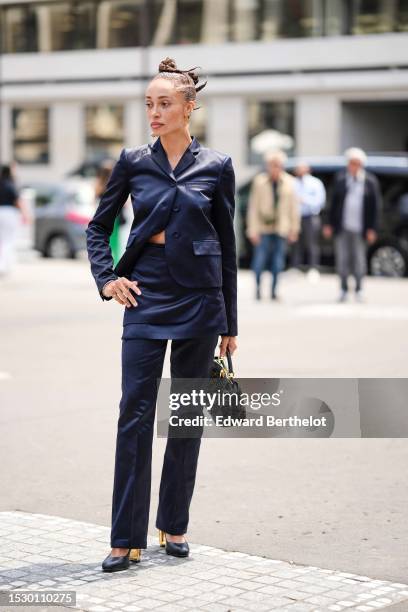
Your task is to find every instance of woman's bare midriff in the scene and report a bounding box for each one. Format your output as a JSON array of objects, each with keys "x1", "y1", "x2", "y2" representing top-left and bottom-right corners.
[{"x1": 147, "y1": 230, "x2": 165, "y2": 244}]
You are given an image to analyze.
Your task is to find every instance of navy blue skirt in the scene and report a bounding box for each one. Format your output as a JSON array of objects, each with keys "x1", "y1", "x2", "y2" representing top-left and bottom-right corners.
[{"x1": 121, "y1": 242, "x2": 228, "y2": 339}]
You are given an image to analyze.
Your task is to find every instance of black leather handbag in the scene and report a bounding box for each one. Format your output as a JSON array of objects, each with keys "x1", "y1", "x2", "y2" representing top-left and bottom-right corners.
[{"x1": 208, "y1": 349, "x2": 246, "y2": 426}]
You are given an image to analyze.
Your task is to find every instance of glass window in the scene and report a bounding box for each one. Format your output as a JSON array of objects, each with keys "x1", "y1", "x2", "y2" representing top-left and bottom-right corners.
[
  {"x1": 12, "y1": 108, "x2": 49, "y2": 165},
  {"x1": 33, "y1": 187, "x2": 58, "y2": 208},
  {"x1": 231, "y1": 0, "x2": 324, "y2": 42},
  {"x1": 65, "y1": 184, "x2": 96, "y2": 207},
  {"x1": 1, "y1": 5, "x2": 39, "y2": 53},
  {"x1": 98, "y1": 0, "x2": 143, "y2": 48},
  {"x1": 174, "y1": 0, "x2": 204, "y2": 44},
  {"x1": 278, "y1": 0, "x2": 323, "y2": 38},
  {"x1": 200, "y1": 0, "x2": 230, "y2": 44},
  {"x1": 148, "y1": 0, "x2": 203, "y2": 46},
  {"x1": 48, "y1": 2, "x2": 96, "y2": 51},
  {"x1": 351, "y1": 0, "x2": 394, "y2": 34},
  {"x1": 397, "y1": 0, "x2": 408, "y2": 31},
  {"x1": 2, "y1": 0, "x2": 405, "y2": 57},
  {"x1": 259, "y1": 0, "x2": 281, "y2": 40},
  {"x1": 230, "y1": 0, "x2": 260, "y2": 42},
  {"x1": 85, "y1": 105, "x2": 124, "y2": 158},
  {"x1": 323, "y1": 0, "x2": 349, "y2": 36},
  {"x1": 247, "y1": 100, "x2": 295, "y2": 165}
]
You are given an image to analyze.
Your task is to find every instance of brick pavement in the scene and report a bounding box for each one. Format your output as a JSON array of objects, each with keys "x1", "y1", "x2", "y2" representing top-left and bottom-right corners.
[{"x1": 0, "y1": 512, "x2": 407, "y2": 612}]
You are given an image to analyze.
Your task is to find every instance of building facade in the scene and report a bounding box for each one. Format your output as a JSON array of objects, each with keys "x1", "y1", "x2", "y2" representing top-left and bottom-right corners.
[{"x1": 1, "y1": 0, "x2": 408, "y2": 184}]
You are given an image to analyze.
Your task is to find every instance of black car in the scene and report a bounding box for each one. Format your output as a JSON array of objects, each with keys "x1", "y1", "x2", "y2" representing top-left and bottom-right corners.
[{"x1": 237, "y1": 155, "x2": 408, "y2": 277}]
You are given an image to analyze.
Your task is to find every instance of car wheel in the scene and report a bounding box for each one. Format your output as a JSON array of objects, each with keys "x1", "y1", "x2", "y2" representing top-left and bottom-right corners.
[
  {"x1": 368, "y1": 241, "x2": 408, "y2": 277},
  {"x1": 45, "y1": 235, "x2": 76, "y2": 259}
]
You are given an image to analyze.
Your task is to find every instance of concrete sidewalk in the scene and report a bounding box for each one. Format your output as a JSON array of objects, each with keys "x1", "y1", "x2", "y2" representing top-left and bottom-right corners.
[{"x1": 1, "y1": 512, "x2": 407, "y2": 612}]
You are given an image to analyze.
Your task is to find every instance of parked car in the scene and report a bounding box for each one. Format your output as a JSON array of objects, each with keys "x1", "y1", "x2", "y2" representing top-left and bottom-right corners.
[
  {"x1": 237, "y1": 155, "x2": 408, "y2": 277},
  {"x1": 66, "y1": 153, "x2": 116, "y2": 179},
  {"x1": 22, "y1": 179, "x2": 96, "y2": 258}
]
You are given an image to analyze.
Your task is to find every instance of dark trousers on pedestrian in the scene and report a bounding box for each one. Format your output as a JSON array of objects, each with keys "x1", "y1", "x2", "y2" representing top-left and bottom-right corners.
[
  {"x1": 251, "y1": 232, "x2": 286, "y2": 296},
  {"x1": 110, "y1": 333, "x2": 219, "y2": 548},
  {"x1": 291, "y1": 215, "x2": 321, "y2": 269},
  {"x1": 334, "y1": 229, "x2": 367, "y2": 292}
]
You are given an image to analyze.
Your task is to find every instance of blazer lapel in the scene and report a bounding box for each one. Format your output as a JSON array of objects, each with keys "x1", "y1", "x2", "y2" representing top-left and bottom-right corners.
[{"x1": 149, "y1": 135, "x2": 200, "y2": 180}]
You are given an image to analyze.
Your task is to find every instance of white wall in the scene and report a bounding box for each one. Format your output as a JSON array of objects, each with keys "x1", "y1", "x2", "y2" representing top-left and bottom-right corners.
[
  {"x1": 296, "y1": 95, "x2": 341, "y2": 156},
  {"x1": 52, "y1": 102, "x2": 84, "y2": 177}
]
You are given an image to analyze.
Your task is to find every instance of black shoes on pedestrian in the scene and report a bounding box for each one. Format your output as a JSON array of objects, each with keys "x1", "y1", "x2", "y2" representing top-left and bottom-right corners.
[
  {"x1": 101, "y1": 547, "x2": 141, "y2": 572},
  {"x1": 158, "y1": 529, "x2": 190, "y2": 557},
  {"x1": 255, "y1": 287, "x2": 280, "y2": 301},
  {"x1": 102, "y1": 533, "x2": 189, "y2": 571},
  {"x1": 102, "y1": 548, "x2": 130, "y2": 572}
]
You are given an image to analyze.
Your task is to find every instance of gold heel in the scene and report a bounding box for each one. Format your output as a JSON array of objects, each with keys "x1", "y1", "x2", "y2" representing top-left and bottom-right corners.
[
  {"x1": 129, "y1": 548, "x2": 141, "y2": 563},
  {"x1": 158, "y1": 529, "x2": 166, "y2": 547}
]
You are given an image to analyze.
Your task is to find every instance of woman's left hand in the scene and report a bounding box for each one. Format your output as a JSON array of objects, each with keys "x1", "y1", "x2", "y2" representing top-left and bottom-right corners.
[{"x1": 219, "y1": 335, "x2": 237, "y2": 357}]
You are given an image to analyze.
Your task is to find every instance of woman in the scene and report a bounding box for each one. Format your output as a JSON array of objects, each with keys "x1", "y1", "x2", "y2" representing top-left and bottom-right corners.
[
  {"x1": 86, "y1": 56, "x2": 238, "y2": 573},
  {"x1": 0, "y1": 164, "x2": 29, "y2": 276}
]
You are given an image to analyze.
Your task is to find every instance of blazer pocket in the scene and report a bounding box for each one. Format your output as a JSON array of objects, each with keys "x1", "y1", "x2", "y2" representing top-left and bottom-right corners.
[
  {"x1": 187, "y1": 181, "x2": 213, "y2": 188},
  {"x1": 186, "y1": 181, "x2": 215, "y2": 197},
  {"x1": 192, "y1": 239, "x2": 222, "y2": 255}
]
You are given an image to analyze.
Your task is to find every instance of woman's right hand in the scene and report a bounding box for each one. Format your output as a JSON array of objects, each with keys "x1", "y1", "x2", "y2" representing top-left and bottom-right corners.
[{"x1": 103, "y1": 277, "x2": 142, "y2": 307}]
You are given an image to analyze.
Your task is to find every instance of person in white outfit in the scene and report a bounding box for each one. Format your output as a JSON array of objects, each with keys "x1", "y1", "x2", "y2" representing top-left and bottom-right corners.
[
  {"x1": 0, "y1": 164, "x2": 29, "y2": 275},
  {"x1": 291, "y1": 162, "x2": 326, "y2": 281}
]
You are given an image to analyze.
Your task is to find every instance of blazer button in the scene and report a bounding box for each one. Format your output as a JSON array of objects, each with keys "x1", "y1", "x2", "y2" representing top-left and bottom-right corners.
[
  {"x1": 173, "y1": 231, "x2": 180, "y2": 238},
  {"x1": 173, "y1": 206, "x2": 180, "y2": 212}
]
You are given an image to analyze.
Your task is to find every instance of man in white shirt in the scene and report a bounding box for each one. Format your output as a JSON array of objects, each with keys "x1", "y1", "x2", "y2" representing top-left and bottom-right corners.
[{"x1": 291, "y1": 163, "x2": 326, "y2": 280}]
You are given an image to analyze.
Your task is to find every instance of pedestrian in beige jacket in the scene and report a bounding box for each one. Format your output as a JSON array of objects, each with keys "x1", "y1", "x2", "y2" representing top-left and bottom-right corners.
[{"x1": 246, "y1": 150, "x2": 300, "y2": 300}]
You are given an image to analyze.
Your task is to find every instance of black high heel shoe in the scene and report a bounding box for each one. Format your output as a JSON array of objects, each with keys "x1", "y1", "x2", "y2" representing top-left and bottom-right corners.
[
  {"x1": 101, "y1": 547, "x2": 141, "y2": 572},
  {"x1": 158, "y1": 529, "x2": 189, "y2": 557}
]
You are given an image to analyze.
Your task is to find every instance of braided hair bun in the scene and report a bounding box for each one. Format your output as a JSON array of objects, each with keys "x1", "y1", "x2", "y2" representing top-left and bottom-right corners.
[
  {"x1": 158, "y1": 57, "x2": 177, "y2": 72},
  {"x1": 157, "y1": 56, "x2": 206, "y2": 93}
]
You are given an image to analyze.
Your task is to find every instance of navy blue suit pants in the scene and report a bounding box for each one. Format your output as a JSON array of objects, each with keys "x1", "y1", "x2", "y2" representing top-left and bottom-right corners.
[{"x1": 110, "y1": 333, "x2": 219, "y2": 548}]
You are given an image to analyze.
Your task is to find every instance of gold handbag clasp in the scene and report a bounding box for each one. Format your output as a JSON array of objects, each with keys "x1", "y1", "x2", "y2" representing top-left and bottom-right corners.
[{"x1": 214, "y1": 356, "x2": 234, "y2": 379}]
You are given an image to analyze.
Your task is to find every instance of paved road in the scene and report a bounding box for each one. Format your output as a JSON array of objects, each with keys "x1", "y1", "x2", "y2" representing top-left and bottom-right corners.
[{"x1": 1, "y1": 253, "x2": 407, "y2": 584}]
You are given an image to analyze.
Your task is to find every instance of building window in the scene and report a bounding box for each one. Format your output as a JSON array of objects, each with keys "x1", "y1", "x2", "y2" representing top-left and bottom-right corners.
[
  {"x1": 230, "y1": 0, "x2": 324, "y2": 42},
  {"x1": 97, "y1": 0, "x2": 143, "y2": 49},
  {"x1": 229, "y1": 0, "x2": 259, "y2": 42},
  {"x1": 351, "y1": 0, "x2": 395, "y2": 34},
  {"x1": 148, "y1": 0, "x2": 204, "y2": 47},
  {"x1": 397, "y1": 0, "x2": 408, "y2": 31},
  {"x1": 2, "y1": 0, "x2": 406, "y2": 55},
  {"x1": 49, "y1": 2, "x2": 96, "y2": 51},
  {"x1": 274, "y1": 0, "x2": 323, "y2": 39},
  {"x1": 85, "y1": 105, "x2": 124, "y2": 158},
  {"x1": 198, "y1": 0, "x2": 230, "y2": 44},
  {"x1": 323, "y1": 0, "x2": 349, "y2": 36},
  {"x1": 174, "y1": 0, "x2": 204, "y2": 44},
  {"x1": 12, "y1": 108, "x2": 49, "y2": 165},
  {"x1": 1, "y1": 5, "x2": 39, "y2": 53},
  {"x1": 247, "y1": 100, "x2": 295, "y2": 165}
]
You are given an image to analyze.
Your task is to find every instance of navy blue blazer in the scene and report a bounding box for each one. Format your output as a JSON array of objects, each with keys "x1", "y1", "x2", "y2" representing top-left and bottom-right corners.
[{"x1": 85, "y1": 135, "x2": 238, "y2": 336}]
